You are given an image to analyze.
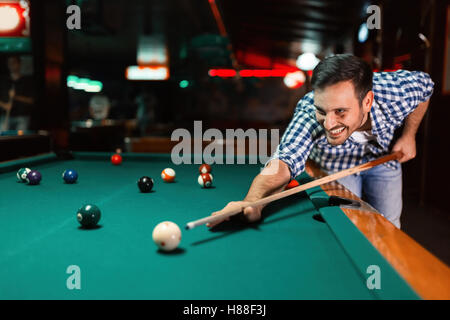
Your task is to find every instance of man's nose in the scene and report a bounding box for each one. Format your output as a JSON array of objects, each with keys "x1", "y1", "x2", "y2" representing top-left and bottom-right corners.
[{"x1": 324, "y1": 114, "x2": 338, "y2": 130}]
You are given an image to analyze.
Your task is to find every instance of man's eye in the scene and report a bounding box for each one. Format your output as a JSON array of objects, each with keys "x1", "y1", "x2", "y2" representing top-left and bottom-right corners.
[{"x1": 336, "y1": 109, "x2": 345, "y2": 114}]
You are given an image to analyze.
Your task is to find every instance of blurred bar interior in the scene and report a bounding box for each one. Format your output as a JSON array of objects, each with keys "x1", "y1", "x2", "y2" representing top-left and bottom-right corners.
[{"x1": 0, "y1": 0, "x2": 449, "y2": 213}]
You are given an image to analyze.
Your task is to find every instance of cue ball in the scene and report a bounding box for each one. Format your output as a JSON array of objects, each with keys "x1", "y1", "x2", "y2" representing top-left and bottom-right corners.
[{"x1": 152, "y1": 221, "x2": 181, "y2": 252}]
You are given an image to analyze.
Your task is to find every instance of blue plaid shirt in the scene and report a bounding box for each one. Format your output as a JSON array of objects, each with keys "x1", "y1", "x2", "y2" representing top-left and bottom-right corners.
[{"x1": 271, "y1": 70, "x2": 434, "y2": 178}]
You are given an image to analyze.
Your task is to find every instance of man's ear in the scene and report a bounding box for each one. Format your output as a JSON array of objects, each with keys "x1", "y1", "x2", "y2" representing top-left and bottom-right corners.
[{"x1": 363, "y1": 91, "x2": 374, "y2": 112}]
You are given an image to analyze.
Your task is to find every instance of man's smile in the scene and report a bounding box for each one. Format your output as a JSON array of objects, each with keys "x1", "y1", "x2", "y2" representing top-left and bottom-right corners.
[{"x1": 327, "y1": 126, "x2": 347, "y2": 138}]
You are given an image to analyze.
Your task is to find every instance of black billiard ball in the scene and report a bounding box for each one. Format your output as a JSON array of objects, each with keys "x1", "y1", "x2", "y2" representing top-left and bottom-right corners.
[
  {"x1": 26, "y1": 170, "x2": 42, "y2": 185},
  {"x1": 138, "y1": 176, "x2": 154, "y2": 193},
  {"x1": 77, "y1": 204, "x2": 101, "y2": 228}
]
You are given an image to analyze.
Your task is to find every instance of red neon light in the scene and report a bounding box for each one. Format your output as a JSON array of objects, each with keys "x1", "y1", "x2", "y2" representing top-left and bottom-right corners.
[
  {"x1": 239, "y1": 70, "x2": 253, "y2": 77},
  {"x1": 0, "y1": 2, "x2": 28, "y2": 37},
  {"x1": 373, "y1": 68, "x2": 400, "y2": 73},
  {"x1": 210, "y1": 69, "x2": 298, "y2": 78},
  {"x1": 209, "y1": 69, "x2": 236, "y2": 77},
  {"x1": 269, "y1": 69, "x2": 290, "y2": 77}
]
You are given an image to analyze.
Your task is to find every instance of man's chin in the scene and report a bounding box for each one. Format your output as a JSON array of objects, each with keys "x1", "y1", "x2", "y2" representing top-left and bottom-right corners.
[{"x1": 326, "y1": 135, "x2": 348, "y2": 146}]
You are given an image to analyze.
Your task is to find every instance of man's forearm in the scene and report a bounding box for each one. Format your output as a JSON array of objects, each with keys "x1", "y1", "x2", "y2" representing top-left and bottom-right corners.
[
  {"x1": 402, "y1": 99, "x2": 430, "y2": 138},
  {"x1": 244, "y1": 159, "x2": 291, "y2": 202},
  {"x1": 0, "y1": 100, "x2": 10, "y2": 111},
  {"x1": 14, "y1": 95, "x2": 34, "y2": 104}
]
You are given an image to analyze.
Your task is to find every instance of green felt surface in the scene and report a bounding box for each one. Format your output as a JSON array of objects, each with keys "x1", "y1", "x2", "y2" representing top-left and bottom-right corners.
[{"x1": 0, "y1": 153, "x2": 419, "y2": 299}]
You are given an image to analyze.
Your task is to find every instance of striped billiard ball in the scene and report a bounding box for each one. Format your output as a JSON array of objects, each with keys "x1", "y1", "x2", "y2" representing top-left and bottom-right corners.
[
  {"x1": 198, "y1": 173, "x2": 213, "y2": 188},
  {"x1": 17, "y1": 168, "x2": 31, "y2": 182},
  {"x1": 161, "y1": 168, "x2": 175, "y2": 182}
]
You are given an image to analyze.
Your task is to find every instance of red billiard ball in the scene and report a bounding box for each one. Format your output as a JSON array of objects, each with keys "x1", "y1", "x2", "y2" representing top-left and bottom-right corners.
[
  {"x1": 285, "y1": 179, "x2": 299, "y2": 190},
  {"x1": 198, "y1": 173, "x2": 213, "y2": 188},
  {"x1": 111, "y1": 154, "x2": 122, "y2": 165},
  {"x1": 199, "y1": 164, "x2": 211, "y2": 174}
]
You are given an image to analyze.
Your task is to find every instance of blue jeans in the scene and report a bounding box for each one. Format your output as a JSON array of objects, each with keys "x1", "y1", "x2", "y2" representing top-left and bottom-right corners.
[
  {"x1": 1, "y1": 116, "x2": 30, "y2": 131},
  {"x1": 335, "y1": 164, "x2": 403, "y2": 229}
]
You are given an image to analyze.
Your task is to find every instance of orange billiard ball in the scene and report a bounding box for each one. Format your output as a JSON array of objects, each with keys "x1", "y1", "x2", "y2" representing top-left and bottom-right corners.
[
  {"x1": 111, "y1": 154, "x2": 122, "y2": 165},
  {"x1": 161, "y1": 168, "x2": 176, "y2": 182},
  {"x1": 285, "y1": 179, "x2": 299, "y2": 190}
]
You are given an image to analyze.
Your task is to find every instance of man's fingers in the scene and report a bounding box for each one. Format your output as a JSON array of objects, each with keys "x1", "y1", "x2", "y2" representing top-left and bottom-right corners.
[
  {"x1": 207, "y1": 210, "x2": 231, "y2": 228},
  {"x1": 207, "y1": 201, "x2": 261, "y2": 228},
  {"x1": 243, "y1": 206, "x2": 261, "y2": 222}
]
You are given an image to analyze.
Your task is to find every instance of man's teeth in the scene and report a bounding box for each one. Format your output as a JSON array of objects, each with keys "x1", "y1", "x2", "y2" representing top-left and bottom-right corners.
[{"x1": 330, "y1": 127, "x2": 345, "y2": 134}]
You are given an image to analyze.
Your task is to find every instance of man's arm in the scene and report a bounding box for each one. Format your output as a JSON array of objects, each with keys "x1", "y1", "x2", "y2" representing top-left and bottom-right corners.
[
  {"x1": 0, "y1": 100, "x2": 12, "y2": 111},
  {"x1": 13, "y1": 95, "x2": 34, "y2": 104},
  {"x1": 207, "y1": 159, "x2": 291, "y2": 228},
  {"x1": 392, "y1": 99, "x2": 430, "y2": 163},
  {"x1": 244, "y1": 159, "x2": 291, "y2": 201},
  {"x1": 10, "y1": 87, "x2": 34, "y2": 105}
]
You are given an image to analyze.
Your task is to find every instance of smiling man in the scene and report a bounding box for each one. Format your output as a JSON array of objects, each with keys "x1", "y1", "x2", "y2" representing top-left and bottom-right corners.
[{"x1": 208, "y1": 54, "x2": 434, "y2": 229}]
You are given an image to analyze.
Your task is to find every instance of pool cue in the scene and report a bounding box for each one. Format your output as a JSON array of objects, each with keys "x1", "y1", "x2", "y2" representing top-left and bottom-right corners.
[
  {"x1": 2, "y1": 107, "x2": 11, "y2": 131},
  {"x1": 185, "y1": 151, "x2": 403, "y2": 230},
  {"x1": 2, "y1": 86, "x2": 14, "y2": 131}
]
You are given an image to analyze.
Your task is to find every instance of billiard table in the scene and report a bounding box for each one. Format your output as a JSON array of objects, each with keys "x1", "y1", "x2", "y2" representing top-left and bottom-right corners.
[{"x1": 0, "y1": 152, "x2": 448, "y2": 299}]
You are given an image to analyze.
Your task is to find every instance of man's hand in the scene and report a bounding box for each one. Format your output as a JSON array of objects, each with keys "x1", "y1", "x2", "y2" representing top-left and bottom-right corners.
[
  {"x1": 206, "y1": 159, "x2": 290, "y2": 229},
  {"x1": 0, "y1": 101, "x2": 12, "y2": 112},
  {"x1": 206, "y1": 200, "x2": 262, "y2": 228},
  {"x1": 8, "y1": 88, "x2": 15, "y2": 100},
  {"x1": 392, "y1": 135, "x2": 416, "y2": 163},
  {"x1": 393, "y1": 98, "x2": 429, "y2": 163}
]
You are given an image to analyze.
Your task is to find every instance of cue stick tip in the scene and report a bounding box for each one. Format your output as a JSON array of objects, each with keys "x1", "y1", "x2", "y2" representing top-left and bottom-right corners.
[{"x1": 185, "y1": 222, "x2": 194, "y2": 230}]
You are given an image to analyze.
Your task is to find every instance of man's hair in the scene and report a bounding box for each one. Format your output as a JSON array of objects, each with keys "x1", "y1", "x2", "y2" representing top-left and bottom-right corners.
[
  {"x1": 7, "y1": 55, "x2": 20, "y2": 63},
  {"x1": 311, "y1": 54, "x2": 373, "y2": 104}
]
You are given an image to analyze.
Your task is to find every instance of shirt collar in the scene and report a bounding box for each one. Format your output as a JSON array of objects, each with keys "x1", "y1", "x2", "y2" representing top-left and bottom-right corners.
[{"x1": 369, "y1": 99, "x2": 388, "y2": 137}]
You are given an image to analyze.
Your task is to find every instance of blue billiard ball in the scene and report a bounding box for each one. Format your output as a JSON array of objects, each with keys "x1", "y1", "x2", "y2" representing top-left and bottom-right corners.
[
  {"x1": 26, "y1": 170, "x2": 42, "y2": 185},
  {"x1": 63, "y1": 169, "x2": 78, "y2": 184}
]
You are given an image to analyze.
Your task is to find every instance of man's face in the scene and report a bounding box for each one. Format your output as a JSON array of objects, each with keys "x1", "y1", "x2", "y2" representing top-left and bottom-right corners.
[
  {"x1": 7, "y1": 57, "x2": 21, "y2": 73},
  {"x1": 314, "y1": 81, "x2": 372, "y2": 146}
]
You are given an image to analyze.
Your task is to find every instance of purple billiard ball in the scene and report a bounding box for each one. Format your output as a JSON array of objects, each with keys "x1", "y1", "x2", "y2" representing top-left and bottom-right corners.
[{"x1": 26, "y1": 170, "x2": 42, "y2": 185}]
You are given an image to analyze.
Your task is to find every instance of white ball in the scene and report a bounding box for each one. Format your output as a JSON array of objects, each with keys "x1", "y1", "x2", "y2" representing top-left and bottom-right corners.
[{"x1": 152, "y1": 221, "x2": 181, "y2": 251}]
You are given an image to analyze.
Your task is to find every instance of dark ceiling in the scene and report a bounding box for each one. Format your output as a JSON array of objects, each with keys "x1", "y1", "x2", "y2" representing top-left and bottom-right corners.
[
  {"x1": 67, "y1": 0, "x2": 371, "y2": 71},
  {"x1": 220, "y1": 0, "x2": 369, "y2": 63}
]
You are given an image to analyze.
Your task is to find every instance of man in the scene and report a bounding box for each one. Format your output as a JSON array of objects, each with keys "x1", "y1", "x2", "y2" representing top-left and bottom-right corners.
[
  {"x1": 208, "y1": 54, "x2": 433, "y2": 229},
  {"x1": 89, "y1": 94, "x2": 111, "y2": 120},
  {"x1": 0, "y1": 56, "x2": 34, "y2": 130}
]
